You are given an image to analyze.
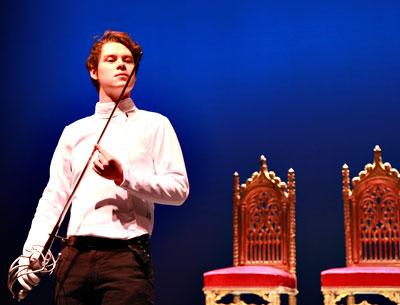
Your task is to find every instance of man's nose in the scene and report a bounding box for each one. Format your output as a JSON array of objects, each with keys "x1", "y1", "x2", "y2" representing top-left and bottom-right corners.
[{"x1": 117, "y1": 60, "x2": 126, "y2": 70}]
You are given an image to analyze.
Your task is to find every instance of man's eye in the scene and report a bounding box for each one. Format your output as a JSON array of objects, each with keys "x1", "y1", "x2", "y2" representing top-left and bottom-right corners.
[
  {"x1": 106, "y1": 58, "x2": 115, "y2": 62},
  {"x1": 123, "y1": 57, "x2": 133, "y2": 63}
]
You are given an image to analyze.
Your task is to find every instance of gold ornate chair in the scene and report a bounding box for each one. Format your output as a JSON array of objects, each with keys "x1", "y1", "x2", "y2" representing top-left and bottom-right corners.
[
  {"x1": 203, "y1": 156, "x2": 297, "y2": 305},
  {"x1": 321, "y1": 146, "x2": 400, "y2": 305}
]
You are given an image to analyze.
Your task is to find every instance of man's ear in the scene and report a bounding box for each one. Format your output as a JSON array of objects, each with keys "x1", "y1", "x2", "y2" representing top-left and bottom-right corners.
[{"x1": 90, "y1": 69, "x2": 98, "y2": 80}]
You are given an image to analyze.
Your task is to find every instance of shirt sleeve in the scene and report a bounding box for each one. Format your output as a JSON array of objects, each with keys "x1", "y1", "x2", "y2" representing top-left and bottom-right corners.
[
  {"x1": 23, "y1": 127, "x2": 72, "y2": 252},
  {"x1": 119, "y1": 116, "x2": 189, "y2": 205}
]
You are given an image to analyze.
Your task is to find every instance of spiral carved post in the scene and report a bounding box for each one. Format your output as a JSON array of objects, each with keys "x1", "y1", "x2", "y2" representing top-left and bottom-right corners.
[
  {"x1": 288, "y1": 168, "x2": 296, "y2": 276},
  {"x1": 239, "y1": 182, "x2": 246, "y2": 266},
  {"x1": 288, "y1": 168, "x2": 297, "y2": 305},
  {"x1": 233, "y1": 172, "x2": 240, "y2": 267},
  {"x1": 342, "y1": 164, "x2": 352, "y2": 266}
]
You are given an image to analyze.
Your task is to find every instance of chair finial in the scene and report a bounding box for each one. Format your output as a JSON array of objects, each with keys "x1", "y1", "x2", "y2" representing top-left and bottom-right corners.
[
  {"x1": 288, "y1": 168, "x2": 295, "y2": 180},
  {"x1": 342, "y1": 163, "x2": 350, "y2": 191},
  {"x1": 233, "y1": 172, "x2": 240, "y2": 190},
  {"x1": 288, "y1": 168, "x2": 295, "y2": 190},
  {"x1": 260, "y1": 155, "x2": 267, "y2": 172},
  {"x1": 373, "y1": 145, "x2": 383, "y2": 167}
]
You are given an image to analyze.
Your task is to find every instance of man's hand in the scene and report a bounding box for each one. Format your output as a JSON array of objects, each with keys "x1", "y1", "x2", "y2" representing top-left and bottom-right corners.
[
  {"x1": 17, "y1": 253, "x2": 41, "y2": 292},
  {"x1": 93, "y1": 144, "x2": 124, "y2": 185}
]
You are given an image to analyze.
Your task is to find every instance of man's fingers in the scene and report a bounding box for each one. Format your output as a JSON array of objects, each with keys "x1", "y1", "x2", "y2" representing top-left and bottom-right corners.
[
  {"x1": 93, "y1": 164, "x2": 106, "y2": 178},
  {"x1": 92, "y1": 145, "x2": 122, "y2": 184},
  {"x1": 26, "y1": 272, "x2": 40, "y2": 285},
  {"x1": 18, "y1": 277, "x2": 31, "y2": 291},
  {"x1": 93, "y1": 166, "x2": 101, "y2": 176},
  {"x1": 95, "y1": 144, "x2": 111, "y2": 159},
  {"x1": 98, "y1": 153, "x2": 108, "y2": 164},
  {"x1": 18, "y1": 276, "x2": 33, "y2": 291},
  {"x1": 93, "y1": 159, "x2": 104, "y2": 171}
]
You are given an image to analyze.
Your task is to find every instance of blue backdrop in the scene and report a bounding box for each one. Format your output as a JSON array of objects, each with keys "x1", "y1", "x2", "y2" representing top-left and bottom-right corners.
[{"x1": 1, "y1": 1, "x2": 400, "y2": 304}]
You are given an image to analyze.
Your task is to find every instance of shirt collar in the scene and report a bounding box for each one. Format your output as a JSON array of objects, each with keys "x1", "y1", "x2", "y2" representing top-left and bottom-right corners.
[{"x1": 95, "y1": 98, "x2": 137, "y2": 119}]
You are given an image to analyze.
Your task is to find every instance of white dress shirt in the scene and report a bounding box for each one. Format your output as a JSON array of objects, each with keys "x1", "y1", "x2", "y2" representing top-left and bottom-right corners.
[{"x1": 23, "y1": 98, "x2": 189, "y2": 251}]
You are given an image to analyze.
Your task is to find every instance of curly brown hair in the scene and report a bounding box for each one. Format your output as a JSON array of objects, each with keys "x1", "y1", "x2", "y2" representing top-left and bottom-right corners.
[{"x1": 86, "y1": 30, "x2": 143, "y2": 91}]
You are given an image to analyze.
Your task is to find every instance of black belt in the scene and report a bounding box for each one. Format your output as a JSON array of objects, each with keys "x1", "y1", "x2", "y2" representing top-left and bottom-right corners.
[{"x1": 65, "y1": 234, "x2": 150, "y2": 250}]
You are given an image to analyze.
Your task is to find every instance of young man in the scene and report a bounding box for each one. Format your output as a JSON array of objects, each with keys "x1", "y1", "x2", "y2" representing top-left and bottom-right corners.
[{"x1": 18, "y1": 30, "x2": 189, "y2": 305}]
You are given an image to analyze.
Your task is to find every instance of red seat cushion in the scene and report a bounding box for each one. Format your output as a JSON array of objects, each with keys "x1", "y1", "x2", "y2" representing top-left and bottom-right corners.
[
  {"x1": 204, "y1": 266, "x2": 296, "y2": 288},
  {"x1": 321, "y1": 266, "x2": 400, "y2": 287}
]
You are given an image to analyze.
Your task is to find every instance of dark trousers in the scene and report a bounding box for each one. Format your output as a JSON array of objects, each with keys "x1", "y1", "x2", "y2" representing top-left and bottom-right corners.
[{"x1": 53, "y1": 235, "x2": 154, "y2": 305}]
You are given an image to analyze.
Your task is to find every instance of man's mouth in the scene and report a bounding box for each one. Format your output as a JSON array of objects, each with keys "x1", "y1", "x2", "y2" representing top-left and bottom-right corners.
[{"x1": 115, "y1": 73, "x2": 129, "y2": 78}]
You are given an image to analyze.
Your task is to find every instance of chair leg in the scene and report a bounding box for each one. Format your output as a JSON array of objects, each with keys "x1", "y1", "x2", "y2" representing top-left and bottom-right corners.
[
  {"x1": 380, "y1": 291, "x2": 400, "y2": 305},
  {"x1": 347, "y1": 294, "x2": 355, "y2": 305},
  {"x1": 233, "y1": 294, "x2": 241, "y2": 304},
  {"x1": 288, "y1": 294, "x2": 296, "y2": 305},
  {"x1": 322, "y1": 290, "x2": 337, "y2": 305},
  {"x1": 267, "y1": 293, "x2": 280, "y2": 305},
  {"x1": 204, "y1": 290, "x2": 216, "y2": 305}
]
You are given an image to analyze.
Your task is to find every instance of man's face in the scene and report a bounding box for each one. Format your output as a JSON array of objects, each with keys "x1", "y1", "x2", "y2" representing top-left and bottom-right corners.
[{"x1": 90, "y1": 42, "x2": 136, "y2": 101}]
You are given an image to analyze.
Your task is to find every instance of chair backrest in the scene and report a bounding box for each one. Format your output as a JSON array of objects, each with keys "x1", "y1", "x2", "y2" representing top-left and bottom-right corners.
[
  {"x1": 233, "y1": 155, "x2": 296, "y2": 276},
  {"x1": 343, "y1": 146, "x2": 400, "y2": 266}
]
